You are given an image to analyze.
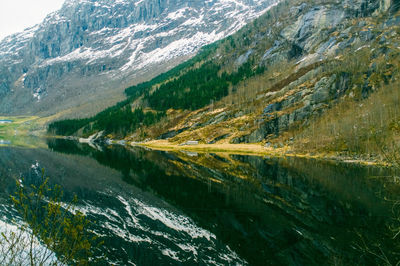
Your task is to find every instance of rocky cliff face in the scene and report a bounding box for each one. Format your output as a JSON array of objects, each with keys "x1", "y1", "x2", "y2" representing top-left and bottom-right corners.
[
  {"x1": 238, "y1": 0, "x2": 400, "y2": 143},
  {"x1": 0, "y1": 0, "x2": 278, "y2": 115}
]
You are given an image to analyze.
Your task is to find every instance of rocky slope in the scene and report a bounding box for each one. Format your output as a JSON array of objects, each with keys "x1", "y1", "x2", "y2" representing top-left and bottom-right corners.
[
  {"x1": 0, "y1": 0, "x2": 278, "y2": 116},
  {"x1": 49, "y1": 0, "x2": 400, "y2": 163},
  {"x1": 137, "y1": 0, "x2": 400, "y2": 145}
]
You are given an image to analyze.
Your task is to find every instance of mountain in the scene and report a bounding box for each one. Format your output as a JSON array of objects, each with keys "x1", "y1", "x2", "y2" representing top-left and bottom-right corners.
[
  {"x1": 0, "y1": 0, "x2": 278, "y2": 116},
  {"x1": 48, "y1": 0, "x2": 400, "y2": 163}
]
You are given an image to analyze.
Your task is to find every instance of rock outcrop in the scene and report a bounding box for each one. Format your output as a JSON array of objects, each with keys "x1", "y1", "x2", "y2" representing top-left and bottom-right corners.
[{"x1": 227, "y1": 0, "x2": 399, "y2": 143}]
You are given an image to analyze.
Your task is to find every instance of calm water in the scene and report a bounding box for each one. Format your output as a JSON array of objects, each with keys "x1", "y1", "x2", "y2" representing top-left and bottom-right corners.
[{"x1": 0, "y1": 138, "x2": 399, "y2": 265}]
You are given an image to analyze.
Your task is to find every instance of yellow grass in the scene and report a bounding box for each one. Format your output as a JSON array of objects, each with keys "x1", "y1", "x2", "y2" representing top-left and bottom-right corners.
[
  {"x1": 134, "y1": 140, "x2": 388, "y2": 167},
  {"x1": 136, "y1": 139, "x2": 278, "y2": 155}
]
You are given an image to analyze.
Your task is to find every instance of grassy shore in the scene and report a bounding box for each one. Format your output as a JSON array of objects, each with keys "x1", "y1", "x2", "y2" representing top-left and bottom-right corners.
[
  {"x1": 0, "y1": 116, "x2": 48, "y2": 148},
  {"x1": 135, "y1": 140, "x2": 389, "y2": 167},
  {"x1": 0, "y1": 116, "x2": 41, "y2": 133}
]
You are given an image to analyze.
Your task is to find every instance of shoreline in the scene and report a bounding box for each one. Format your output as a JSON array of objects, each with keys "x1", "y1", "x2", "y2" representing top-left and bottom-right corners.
[
  {"x1": 45, "y1": 136, "x2": 393, "y2": 168},
  {"x1": 134, "y1": 140, "x2": 391, "y2": 168}
]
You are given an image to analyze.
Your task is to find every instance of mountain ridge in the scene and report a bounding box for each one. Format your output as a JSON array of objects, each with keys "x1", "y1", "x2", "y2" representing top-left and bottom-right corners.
[{"x1": 0, "y1": 0, "x2": 278, "y2": 116}]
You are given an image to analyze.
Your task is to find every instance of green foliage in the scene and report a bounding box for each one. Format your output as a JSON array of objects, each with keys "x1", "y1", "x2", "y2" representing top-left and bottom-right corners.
[
  {"x1": 90, "y1": 107, "x2": 165, "y2": 137},
  {"x1": 48, "y1": 118, "x2": 91, "y2": 136},
  {"x1": 146, "y1": 59, "x2": 261, "y2": 111},
  {"x1": 48, "y1": 100, "x2": 165, "y2": 137},
  {"x1": 146, "y1": 62, "x2": 228, "y2": 110},
  {"x1": 125, "y1": 42, "x2": 220, "y2": 98},
  {"x1": 3, "y1": 170, "x2": 99, "y2": 265}
]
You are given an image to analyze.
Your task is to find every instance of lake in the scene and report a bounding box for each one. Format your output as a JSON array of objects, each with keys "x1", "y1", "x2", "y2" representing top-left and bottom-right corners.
[{"x1": 0, "y1": 138, "x2": 399, "y2": 265}]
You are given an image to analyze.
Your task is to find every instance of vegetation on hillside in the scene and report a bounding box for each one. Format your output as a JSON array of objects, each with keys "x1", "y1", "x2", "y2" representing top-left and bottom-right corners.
[
  {"x1": 124, "y1": 42, "x2": 220, "y2": 98},
  {"x1": 48, "y1": 102, "x2": 165, "y2": 137},
  {"x1": 146, "y1": 60, "x2": 263, "y2": 111}
]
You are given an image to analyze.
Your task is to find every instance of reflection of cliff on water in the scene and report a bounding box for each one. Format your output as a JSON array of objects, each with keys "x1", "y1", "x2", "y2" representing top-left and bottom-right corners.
[
  {"x1": 0, "y1": 145, "x2": 245, "y2": 265},
  {"x1": 48, "y1": 138, "x2": 400, "y2": 265}
]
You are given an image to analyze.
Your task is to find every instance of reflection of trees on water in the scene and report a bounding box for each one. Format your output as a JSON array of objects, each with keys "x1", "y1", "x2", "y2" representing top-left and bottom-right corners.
[{"x1": 47, "y1": 139, "x2": 400, "y2": 265}]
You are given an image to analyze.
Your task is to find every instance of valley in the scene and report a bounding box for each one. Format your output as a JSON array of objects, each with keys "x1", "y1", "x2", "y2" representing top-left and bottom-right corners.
[{"x1": 1, "y1": 0, "x2": 400, "y2": 265}]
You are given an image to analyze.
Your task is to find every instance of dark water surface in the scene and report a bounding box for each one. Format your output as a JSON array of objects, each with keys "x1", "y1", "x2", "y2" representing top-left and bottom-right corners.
[{"x1": 0, "y1": 138, "x2": 399, "y2": 265}]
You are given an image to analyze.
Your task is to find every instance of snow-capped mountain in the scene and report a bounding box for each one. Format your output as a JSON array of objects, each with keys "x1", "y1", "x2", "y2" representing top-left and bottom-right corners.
[{"x1": 0, "y1": 0, "x2": 278, "y2": 116}]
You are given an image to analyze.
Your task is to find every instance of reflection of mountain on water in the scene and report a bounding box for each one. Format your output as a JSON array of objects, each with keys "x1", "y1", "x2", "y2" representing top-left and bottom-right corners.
[
  {"x1": 47, "y1": 139, "x2": 400, "y2": 265},
  {"x1": 0, "y1": 145, "x2": 245, "y2": 265}
]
